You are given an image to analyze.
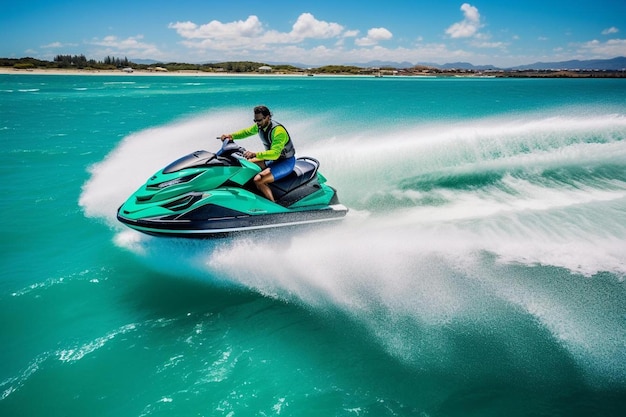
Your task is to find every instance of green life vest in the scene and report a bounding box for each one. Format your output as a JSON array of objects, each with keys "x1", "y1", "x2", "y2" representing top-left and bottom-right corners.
[{"x1": 259, "y1": 120, "x2": 296, "y2": 160}]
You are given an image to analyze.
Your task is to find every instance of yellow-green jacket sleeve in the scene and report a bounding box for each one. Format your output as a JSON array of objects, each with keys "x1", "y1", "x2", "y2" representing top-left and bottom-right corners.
[{"x1": 231, "y1": 124, "x2": 259, "y2": 139}]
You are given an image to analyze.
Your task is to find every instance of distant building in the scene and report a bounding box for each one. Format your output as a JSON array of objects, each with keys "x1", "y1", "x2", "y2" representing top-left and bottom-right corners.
[
  {"x1": 121, "y1": 67, "x2": 133, "y2": 73},
  {"x1": 258, "y1": 65, "x2": 272, "y2": 72}
]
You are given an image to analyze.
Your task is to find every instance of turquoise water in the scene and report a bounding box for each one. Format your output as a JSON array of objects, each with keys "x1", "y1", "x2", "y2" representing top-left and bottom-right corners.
[{"x1": 2, "y1": 74, "x2": 626, "y2": 416}]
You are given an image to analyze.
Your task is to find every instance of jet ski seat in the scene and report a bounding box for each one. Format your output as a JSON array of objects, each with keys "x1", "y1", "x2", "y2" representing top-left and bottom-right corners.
[{"x1": 271, "y1": 158, "x2": 318, "y2": 194}]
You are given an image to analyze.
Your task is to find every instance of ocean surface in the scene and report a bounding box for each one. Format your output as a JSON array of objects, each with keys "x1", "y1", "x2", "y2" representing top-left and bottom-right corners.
[{"x1": 1, "y1": 73, "x2": 626, "y2": 416}]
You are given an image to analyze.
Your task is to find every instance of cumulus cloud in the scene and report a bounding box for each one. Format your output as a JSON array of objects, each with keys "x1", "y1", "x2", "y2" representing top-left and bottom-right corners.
[
  {"x1": 355, "y1": 27, "x2": 393, "y2": 46},
  {"x1": 168, "y1": 16, "x2": 264, "y2": 40},
  {"x1": 446, "y1": 3, "x2": 482, "y2": 38},
  {"x1": 169, "y1": 13, "x2": 345, "y2": 48},
  {"x1": 165, "y1": 11, "x2": 489, "y2": 64},
  {"x1": 290, "y1": 12, "x2": 344, "y2": 40},
  {"x1": 163, "y1": 11, "x2": 485, "y2": 66}
]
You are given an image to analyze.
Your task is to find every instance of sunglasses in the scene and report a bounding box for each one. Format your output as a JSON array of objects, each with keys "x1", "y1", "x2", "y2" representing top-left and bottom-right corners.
[{"x1": 253, "y1": 116, "x2": 266, "y2": 123}]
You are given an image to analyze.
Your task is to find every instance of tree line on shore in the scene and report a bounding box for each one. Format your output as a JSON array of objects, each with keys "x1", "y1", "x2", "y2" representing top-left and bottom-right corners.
[
  {"x1": 2, "y1": 55, "x2": 131, "y2": 71},
  {"x1": 1, "y1": 55, "x2": 318, "y2": 73},
  {"x1": 1, "y1": 55, "x2": 382, "y2": 75}
]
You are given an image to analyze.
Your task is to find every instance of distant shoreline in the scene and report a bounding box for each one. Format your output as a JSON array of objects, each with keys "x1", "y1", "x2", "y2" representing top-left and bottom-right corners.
[{"x1": 1, "y1": 67, "x2": 625, "y2": 78}]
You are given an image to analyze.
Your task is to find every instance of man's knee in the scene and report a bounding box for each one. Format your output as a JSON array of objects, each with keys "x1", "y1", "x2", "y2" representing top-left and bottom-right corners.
[
  {"x1": 254, "y1": 176, "x2": 271, "y2": 185},
  {"x1": 256, "y1": 170, "x2": 274, "y2": 184}
]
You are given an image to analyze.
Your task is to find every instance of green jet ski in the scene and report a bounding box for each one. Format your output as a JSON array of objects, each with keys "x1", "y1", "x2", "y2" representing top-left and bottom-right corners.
[{"x1": 116, "y1": 140, "x2": 348, "y2": 238}]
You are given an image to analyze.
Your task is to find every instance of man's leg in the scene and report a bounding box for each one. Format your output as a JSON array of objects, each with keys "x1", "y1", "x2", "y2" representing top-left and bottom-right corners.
[
  {"x1": 253, "y1": 157, "x2": 295, "y2": 202},
  {"x1": 254, "y1": 168, "x2": 275, "y2": 201}
]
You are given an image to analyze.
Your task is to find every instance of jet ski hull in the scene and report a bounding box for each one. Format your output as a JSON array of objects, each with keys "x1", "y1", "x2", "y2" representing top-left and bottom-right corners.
[{"x1": 117, "y1": 203, "x2": 348, "y2": 238}]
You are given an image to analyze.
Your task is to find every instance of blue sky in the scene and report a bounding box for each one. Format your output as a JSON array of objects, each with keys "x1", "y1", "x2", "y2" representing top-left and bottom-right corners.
[{"x1": 2, "y1": 0, "x2": 625, "y2": 67}]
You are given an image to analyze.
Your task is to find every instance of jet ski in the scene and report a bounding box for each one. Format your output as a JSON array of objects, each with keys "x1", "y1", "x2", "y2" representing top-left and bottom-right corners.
[{"x1": 116, "y1": 140, "x2": 348, "y2": 238}]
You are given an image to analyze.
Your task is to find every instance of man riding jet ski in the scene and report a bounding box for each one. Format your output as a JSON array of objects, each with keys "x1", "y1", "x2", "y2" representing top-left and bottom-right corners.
[
  {"x1": 116, "y1": 111, "x2": 347, "y2": 238},
  {"x1": 219, "y1": 105, "x2": 296, "y2": 203}
]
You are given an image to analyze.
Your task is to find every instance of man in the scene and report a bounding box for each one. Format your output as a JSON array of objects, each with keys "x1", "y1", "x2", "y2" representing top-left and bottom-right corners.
[{"x1": 220, "y1": 105, "x2": 296, "y2": 202}]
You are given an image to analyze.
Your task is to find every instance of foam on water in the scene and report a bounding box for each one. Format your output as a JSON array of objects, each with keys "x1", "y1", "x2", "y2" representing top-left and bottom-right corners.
[{"x1": 79, "y1": 110, "x2": 626, "y2": 387}]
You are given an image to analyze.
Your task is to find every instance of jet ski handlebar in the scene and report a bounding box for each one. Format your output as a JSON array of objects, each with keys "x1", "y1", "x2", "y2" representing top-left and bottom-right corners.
[{"x1": 215, "y1": 138, "x2": 247, "y2": 160}]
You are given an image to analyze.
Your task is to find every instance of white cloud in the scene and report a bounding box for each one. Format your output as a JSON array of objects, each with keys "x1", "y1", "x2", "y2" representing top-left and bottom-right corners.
[
  {"x1": 355, "y1": 27, "x2": 393, "y2": 46},
  {"x1": 602, "y1": 27, "x2": 619, "y2": 35},
  {"x1": 164, "y1": 11, "x2": 500, "y2": 65},
  {"x1": 472, "y1": 40, "x2": 506, "y2": 49},
  {"x1": 169, "y1": 13, "x2": 345, "y2": 49},
  {"x1": 446, "y1": 3, "x2": 482, "y2": 39},
  {"x1": 41, "y1": 41, "x2": 79, "y2": 50},
  {"x1": 168, "y1": 16, "x2": 264, "y2": 40},
  {"x1": 577, "y1": 38, "x2": 626, "y2": 57},
  {"x1": 88, "y1": 35, "x2": 165, "y2": 59},
  {"x1": 42, "y1": 42, "x2": 64, "y2": 49},
  {"x1": 290, "y1": 13, "x2": 344, "y2": 40}
]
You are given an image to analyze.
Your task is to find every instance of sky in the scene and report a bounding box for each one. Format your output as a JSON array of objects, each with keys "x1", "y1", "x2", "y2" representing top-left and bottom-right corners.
[{"x1": 2, "y1": 0, "x2": 625, "y2": 68}]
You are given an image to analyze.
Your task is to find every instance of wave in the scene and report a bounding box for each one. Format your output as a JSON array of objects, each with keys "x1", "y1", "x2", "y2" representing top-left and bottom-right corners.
[
  {"x1": 0, "y1": 322, "x2": 137, "y2": 400},
  {"x1": 79, "y1": 110, "x2": 626, "y2": 387}
]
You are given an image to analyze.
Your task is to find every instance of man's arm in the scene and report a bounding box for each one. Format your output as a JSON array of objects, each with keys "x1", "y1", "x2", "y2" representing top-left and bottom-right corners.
[{"x1": 231, "y1": 124, "x2": 259, "y2": 139}]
